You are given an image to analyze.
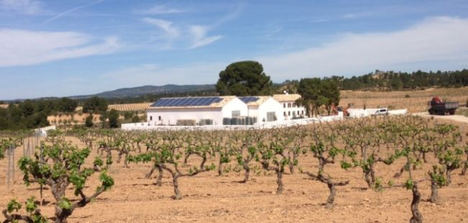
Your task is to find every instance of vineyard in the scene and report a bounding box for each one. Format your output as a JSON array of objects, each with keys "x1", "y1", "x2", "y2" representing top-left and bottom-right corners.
[{"x1": 0, "y1": 116, "x2": 467, "y2": 222}]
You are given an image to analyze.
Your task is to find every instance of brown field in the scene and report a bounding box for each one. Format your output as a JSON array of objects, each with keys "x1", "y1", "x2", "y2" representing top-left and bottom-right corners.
[
  {"x1": 108, "y1": 103, "x2": 151, "y2": 112},
  {"x1": 340, "y1": 87, "x2": 468, "y2": 113},
  {"x1": 1, "y1": 119, "x2": 467, "y2": 223}
]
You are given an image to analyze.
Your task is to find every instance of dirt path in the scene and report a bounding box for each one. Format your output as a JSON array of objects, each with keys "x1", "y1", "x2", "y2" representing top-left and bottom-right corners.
[{"x1": 413, "y1": 112, "x2": 468, "y2": 124}]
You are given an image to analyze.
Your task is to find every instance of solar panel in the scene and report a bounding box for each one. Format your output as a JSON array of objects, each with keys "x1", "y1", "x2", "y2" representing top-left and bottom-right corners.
[
  {"x1": 151, "y1": 97, "x2": 223, "y2": 107},
  {"x1": 239, "y1": 96, "x2": 260, "y2": 104},
  {"x1": 191, "y1": 97, "x2": 202, "y2": 105}
]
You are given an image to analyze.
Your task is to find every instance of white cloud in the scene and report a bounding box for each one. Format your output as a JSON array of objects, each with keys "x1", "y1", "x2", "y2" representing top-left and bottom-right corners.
[
  {"x1": 0, "y1": 29, "x2": 120, "y2": 67},
  {"x1": 102, "y1": 16, "x2": 468, "y2": 88},
  {"x1": 135, "y1": 4, "x2": 184, "y2": 15},
  {"x1": 42, "y1": 0, "x2": 104, "y2": 24},
  {"x1": 143, "y1": 17, "x2": 180, "y2": 38},
  {"x1": 189, "y1": 25, "x2": 222, "y2": 49},
  {"x1": 139, "y1": 3, "x2": 243, "y2": 50},
  {"x1": 260, "y1": 17, "x2": 468, "y2": 79},
  {"x1": 142, "y1": 19, "x2": 221, "y2": 49},
  {"x1": 0, "y1": 0, "x2": 43, "y2": 14}
]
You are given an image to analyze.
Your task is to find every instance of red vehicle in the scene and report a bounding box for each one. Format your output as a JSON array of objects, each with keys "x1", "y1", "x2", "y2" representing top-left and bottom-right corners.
[{"x1": 428, "y1": 96, "x2": 458, "y2": 115}]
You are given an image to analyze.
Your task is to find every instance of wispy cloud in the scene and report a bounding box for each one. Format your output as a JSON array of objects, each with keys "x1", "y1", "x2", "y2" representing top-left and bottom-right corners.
[
  {"x1": 260, "y1": 17, "x2": 468, "y2": 79},
  {"x1": 0, "y1": 29, "x2": 120, "y2": 67},
  {"x1": 135, "y1": 4, "x2": 185, "y2": 15},
  {"x1": 189, "y1": 25, "x2": 222, "y2": 49},
  {"x1": 140, "y1": 3, "x2": 243, "y2": 50},
  {"x1": 142, "y1": 19, "x2": 222, "y2": 49},
  {"x1": 0, "y1": 0, "x2": 43, "y2": 15},
  {"x1": 42, "y1": 0, "x2": 104, "y2": 24},
  {"x1": 342, "y1": 12, "x2": 372, "y2": 19},
  {"x1": 142, "y1": 17, "x2": 180, "y2": 38}
]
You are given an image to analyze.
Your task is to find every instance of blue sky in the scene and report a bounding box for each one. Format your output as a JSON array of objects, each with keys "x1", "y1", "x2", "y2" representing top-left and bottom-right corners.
[{"x1": 1, "y1": 0, "x2": 468, "y2": 99}]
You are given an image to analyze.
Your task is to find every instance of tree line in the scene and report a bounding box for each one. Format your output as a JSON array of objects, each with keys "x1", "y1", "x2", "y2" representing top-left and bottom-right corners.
[
  {"x1": 0, "y1": 97, "x2": 123, "y2": 130},
  {"x1": 2, "y1": 61, "x2": 467, "y2": 130},
  {"x1": 0, "y1": 98, "x2": 77, "y2": 130},
  {"x1": 336, "y1": 69, "x2": 468, "y2": 90}
]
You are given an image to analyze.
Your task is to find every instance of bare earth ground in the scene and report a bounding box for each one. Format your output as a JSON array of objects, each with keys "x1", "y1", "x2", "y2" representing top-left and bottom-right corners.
[
  {"x1": 414, "y1": 112, "x2": 468, "y2": 124},
  {"x1": 1, "y1": 121, "x2": 468, "y2": 223},
  {"x1": 1, "y1": 88, "x2": 468, "y2": 223},
  {"x1": 340, "y1": 87, "x2": 468, "y2": 112}
]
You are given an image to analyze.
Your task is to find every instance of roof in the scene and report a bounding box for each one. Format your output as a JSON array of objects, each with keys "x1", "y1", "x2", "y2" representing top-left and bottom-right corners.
[
  {"x1": 108, "y1": 103, "x2": 151, "y2": 112},
  {"x1": 273, "y1": 94, "x2": 301, "y2": 102},
  {"x1": 0, "y1": 104, "x2": 8, "y2": 109},
  {"x1": 149, "y1": 96, "x2": 237, "y2": 109},
  {"x1": 239, "y1": 96, "x2": 271, "y2": 106}
]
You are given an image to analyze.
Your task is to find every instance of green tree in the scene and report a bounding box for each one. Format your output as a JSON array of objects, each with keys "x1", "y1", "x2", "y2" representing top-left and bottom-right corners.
[
  {"x1": 85, "y1": 114, "x2": 94, "y2": 128},
  {"x1": 131, "y1": 115, "x2": 140, "y2": 123},
  {"x1": 296, "y1": 78, "x2": 323, "y2": 117},
  {"x1": 57, "y1": 98, "x2": 78, "y2": 113},
  {"x1": 296, "y1": 78, "x2": 340, "y2": 116},
  {"x1": 321, "y1": 79, "x2": 340, "y2": 114},
  {"x1": 216, "y1": 61, "x2": 273, "y2": 96},
  {"x1": 108, "y1": 109, "x2": 120, "y2": 128},
  {"x1": 82, "y1": 97, "x2": 108, "y2": 113}
]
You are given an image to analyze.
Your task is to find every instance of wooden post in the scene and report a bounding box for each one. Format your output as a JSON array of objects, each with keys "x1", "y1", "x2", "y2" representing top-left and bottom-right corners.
[
  {"x1": 39, "y1": 143, "x2": 44, "y2": 205},
  {"x1": 6, "y1": 144, "x2": 15, "y2": 190}
]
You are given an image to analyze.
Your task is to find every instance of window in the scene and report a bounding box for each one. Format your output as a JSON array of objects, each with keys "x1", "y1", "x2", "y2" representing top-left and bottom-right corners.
[
  {"x1": 158, "y1": 116, "x2": 161, "y2": 121},
  {"x1": 150, "y1": 116, "x2": 153, "y2": 121},
  {"x1": 283, "y1": 103, "x2": 286, "y2": 108},
  {"x1": 288, "y1": 103, "x2": 291, "y2": 108},
  {"x1": 232, "y1": 110, "x2": 241, "y2": 117},
  {"x1": 267, "y1": 112, "x2": 276, "y2": 121},
  {"x1": 284, "y1": 111, "x2": 287, "y2": 117},
  {"x1": 288, "y1": 111, "x2": 291, "y2": 116}
]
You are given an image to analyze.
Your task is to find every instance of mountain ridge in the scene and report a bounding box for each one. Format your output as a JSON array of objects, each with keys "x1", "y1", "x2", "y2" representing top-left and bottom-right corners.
[{"x1": 69, "y1": 84, "x2": 216, "y2": 100}]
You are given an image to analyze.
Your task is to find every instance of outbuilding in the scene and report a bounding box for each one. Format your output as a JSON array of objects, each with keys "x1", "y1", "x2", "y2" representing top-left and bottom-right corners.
[
  {"x1": 239, "y1": 96, "x2": 285, "y2": 124},
  {"x1": 273, "y1": 94, "x2": 307, "y2": 120},
  {"x1": 147, "y1": 96, "x2": 248, "y2": 126}
]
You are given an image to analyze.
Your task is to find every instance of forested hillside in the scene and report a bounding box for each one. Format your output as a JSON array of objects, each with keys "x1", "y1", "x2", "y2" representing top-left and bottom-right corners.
[{"x1": 338, "y1": 69, "x2": 468, "y2": 90}]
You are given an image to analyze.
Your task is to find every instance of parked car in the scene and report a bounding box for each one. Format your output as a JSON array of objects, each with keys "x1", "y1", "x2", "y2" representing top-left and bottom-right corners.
[{"x1": 373, "y1": 108, "x2": 389, "y2": 116}]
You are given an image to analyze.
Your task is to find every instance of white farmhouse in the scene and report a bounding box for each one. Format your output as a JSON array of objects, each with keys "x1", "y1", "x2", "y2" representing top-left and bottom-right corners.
[
  {"x1": 273, "y1": 94, "x2": 307, "y2": 120},
  {"x1": 147, "y1": 96, "x2": 248, "y2": 126},
  {"x1": 239, "y1": 96, "x2": 285, "y2": 124}
]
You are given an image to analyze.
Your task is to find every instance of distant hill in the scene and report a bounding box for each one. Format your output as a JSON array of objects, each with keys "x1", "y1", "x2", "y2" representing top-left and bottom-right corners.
[{"x1": 71, "y1": 84, "x2": 216, "y2": 99}]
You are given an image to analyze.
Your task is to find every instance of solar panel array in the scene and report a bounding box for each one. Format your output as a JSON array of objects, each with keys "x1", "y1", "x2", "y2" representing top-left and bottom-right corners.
[
  {"x1": 152, "y1": 97, "x2": 223, "y2": 107},
  {"x1": 239, "y1": 96, "x2": 260, "y2": 104}
]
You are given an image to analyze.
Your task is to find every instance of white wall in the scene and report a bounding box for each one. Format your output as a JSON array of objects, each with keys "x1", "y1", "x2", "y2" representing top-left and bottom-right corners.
[
  {"x1": 257, "y1": 97, "x2": 285, "y2": 123},
  {"x1": 347, "y1": 108, "x2": 407, "y2": 117},
  {"x1": 146, "y1": 97, "x2": 249, "y2": 126},
  {"x1": 147, "y1": 108, "x2": 223, "y2": 125},
  {"x1": 122, "y1": 113, "x2": 345, "y2": 131},
  {"x1": 279, "y1": 101, "x2": 306, "y2": 120},
  {"x1": 221, "y1": 98, "x2": 249, "y2": 118}
]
